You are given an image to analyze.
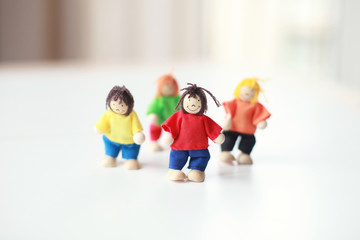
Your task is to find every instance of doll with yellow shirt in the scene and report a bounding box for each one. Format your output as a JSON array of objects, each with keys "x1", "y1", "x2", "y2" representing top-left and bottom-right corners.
[
  {"x1": 96, "y1": 86, "x2": 145, "y2": 170},
  {"x1": 219, "y1": 78, "x2": 271, "y2": 165}
]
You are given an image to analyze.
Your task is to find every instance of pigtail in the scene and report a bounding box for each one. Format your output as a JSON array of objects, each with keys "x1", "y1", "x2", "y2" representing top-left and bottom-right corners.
[{"x1": 197, "y1": 86, "x2": 221, "y2": 107}]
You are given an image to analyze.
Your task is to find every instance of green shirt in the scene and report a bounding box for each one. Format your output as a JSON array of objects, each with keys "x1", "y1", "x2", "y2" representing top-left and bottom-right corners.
[{"x1": 147, "y1": 95, "x2": 180, "y2": 125}]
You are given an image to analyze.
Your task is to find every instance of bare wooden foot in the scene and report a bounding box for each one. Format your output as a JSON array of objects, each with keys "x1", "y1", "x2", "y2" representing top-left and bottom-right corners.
[
  {"x1": 123, "y1": 159, "x2": 141, "y2": 170},
  {"x1": 237, "y1": 153, "x2": 253, "y2": 165},
  {"x1": 188, "y1": 170, "x2": 205, "y2": 182},
  {"x1": 219, "y1": 151, "x2": 235, "y2": 164},
  {"x1": 148, "y1": 141, "x2": 163, "y2": 152},
  {"x1": 167, "y1": 169, "x2": 187, "y2": 181},
  {"x1": 102, "y1": 156, "x2": 116, "y2": 167}
]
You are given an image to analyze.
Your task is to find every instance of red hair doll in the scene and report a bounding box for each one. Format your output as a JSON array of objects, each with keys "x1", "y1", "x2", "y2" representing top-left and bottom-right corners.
[{"x1": 147, "y1": 74, "x2": 180, "y2": 151}]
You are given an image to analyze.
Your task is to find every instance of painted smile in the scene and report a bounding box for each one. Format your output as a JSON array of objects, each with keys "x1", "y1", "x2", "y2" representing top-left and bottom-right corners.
[{"x1": 186, "y1": 106, "x2": 200, "y2": 111}]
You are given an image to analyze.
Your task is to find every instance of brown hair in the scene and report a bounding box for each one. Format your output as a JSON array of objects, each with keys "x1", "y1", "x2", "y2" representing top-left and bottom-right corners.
[
  {"x1": 106, "y1": 86, "x2": 134, "y2": 116},
  {"x1": 175, "y1": 83, "x2": 221, "y2": 115},
  {"x1": 156, "y1": 74, "x2": 179, "y2": 97}
]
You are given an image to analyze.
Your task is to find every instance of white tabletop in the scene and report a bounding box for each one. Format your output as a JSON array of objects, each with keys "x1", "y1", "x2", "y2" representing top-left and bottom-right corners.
[{"x1": 0, "y1": 62, "x2": 359, "y2": 240}]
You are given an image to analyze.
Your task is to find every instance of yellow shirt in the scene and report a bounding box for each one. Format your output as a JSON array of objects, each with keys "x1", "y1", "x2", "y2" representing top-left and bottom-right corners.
[{"x1": 96, "y1": 110, "x2": 143, "y2": 144}]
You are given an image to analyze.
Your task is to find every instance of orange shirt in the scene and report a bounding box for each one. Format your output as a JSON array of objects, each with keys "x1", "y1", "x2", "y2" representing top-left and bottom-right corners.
[{"x1": 223, "y1": 99, "x2": 271, "y2": 134}]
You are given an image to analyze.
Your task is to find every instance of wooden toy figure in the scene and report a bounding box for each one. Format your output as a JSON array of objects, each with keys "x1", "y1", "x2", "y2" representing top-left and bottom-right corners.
[
  {"x1": 161, "y1": 83, "x2": 225, "y2": 182},
  {"x1": 96, "y1": 86, "x2": 145, "y2": 170},
  {"x1": 147, "y1": 74, "x2": 180, "y2": 151},
  {"x1": 219, "y1": 78, "x2": 271, "y2": 165}
]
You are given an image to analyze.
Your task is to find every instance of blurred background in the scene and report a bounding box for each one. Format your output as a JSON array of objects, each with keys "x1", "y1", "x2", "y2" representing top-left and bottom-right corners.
[{"x1": 0, "y1": 0, "x2": 359, "y2": 88}]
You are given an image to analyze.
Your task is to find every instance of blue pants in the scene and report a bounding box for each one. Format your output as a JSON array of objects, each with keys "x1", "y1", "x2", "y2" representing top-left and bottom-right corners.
[
  {"x1": 169, "y1": 149, "x2": 210, "y2": 172},
  {"x1": 103, "y1": 135, "x2": 140, "y2": 159}
]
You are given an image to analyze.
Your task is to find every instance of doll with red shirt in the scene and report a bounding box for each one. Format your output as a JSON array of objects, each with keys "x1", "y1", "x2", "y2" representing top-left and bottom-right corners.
[
  {"x1": 161, "y1": 83, "x2": 225, "y2": 182},
  {"x1": 147, "y1": 74, "x2": 180, "y2": 151},
  {"x1": 219, "y1": 78, "x2": 271, "y2": 165}
]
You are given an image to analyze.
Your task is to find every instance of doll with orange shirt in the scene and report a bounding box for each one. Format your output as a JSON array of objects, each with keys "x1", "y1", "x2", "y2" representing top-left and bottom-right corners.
[
  {"x1": 219, "y1": 78, "x2": 271, "y2": 165},
  {"x1": 147, "y1": 74, "x2": 180, "y2": 151}
]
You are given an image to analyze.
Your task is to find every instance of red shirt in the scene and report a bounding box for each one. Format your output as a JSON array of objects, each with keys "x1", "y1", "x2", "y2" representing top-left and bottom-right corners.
[
  {"x1": 162, "y1": 111, "x2": 222, "y2": 150},
  {"x1": 223, "y1": 99, "x2": 271, "y2": 134}
]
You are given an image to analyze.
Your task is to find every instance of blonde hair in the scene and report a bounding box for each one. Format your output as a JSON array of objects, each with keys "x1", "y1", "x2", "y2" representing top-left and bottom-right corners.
[
  {"x1": 156, "y1": 74, "x2": 179, "y2": 97},
  {"x1": 234, "y1": 77, "x2": 262, "y2": 104}
]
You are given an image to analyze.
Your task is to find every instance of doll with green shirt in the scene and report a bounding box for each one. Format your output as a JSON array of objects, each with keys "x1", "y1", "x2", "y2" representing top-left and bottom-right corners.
[
  {"x1": 147, "y1": 74, "x2": 180, "y2": 151},
  {"x1": 96, "y1": 86, "x2": 145, "y2": 170}
]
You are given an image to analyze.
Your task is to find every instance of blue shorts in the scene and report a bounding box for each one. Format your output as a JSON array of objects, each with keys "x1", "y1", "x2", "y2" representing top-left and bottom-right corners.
[
  {"x1": 169, "y1": 149, "x2": 210, "y2": 172},
  {"x1": 103, "y1": 135, "x2": 140, "y2": 159}
]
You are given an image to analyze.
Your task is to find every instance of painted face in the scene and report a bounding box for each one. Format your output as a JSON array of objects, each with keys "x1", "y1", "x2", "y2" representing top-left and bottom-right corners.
[
  {"x1": 183, "y1": 94, "x2": 202, "y2": 114},
  {"x1": 161, "y1": 83, "x2": 175, "y2": 96},
  {"x1": 110, "y1": 99, "x2": 128, "y2": 115},
  {"x1": 239, "y1": 86, "x2": 255, "y2": 102}
]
